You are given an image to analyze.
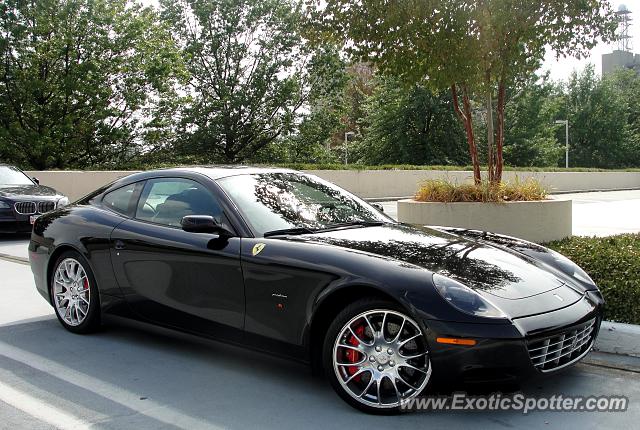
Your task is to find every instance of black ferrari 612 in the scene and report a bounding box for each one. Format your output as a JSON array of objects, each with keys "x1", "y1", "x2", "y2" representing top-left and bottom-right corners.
[
  {"x1": 29, "y1": 167, "x2": 603, "y2": 413},
  {"x1": 1, "y1": 164, "x2": 69, "y2": 233}
]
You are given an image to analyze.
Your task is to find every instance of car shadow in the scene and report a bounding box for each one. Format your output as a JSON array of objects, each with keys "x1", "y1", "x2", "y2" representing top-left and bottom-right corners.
[
  {"x1": 0, "y1": 232, "x2": 30, "y2": 243},
  {"x1": 0, "y1": 316, "x2": 631, "y2": 429}
]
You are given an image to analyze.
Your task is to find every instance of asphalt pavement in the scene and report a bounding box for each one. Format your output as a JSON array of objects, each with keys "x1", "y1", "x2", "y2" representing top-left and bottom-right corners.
[{"x1": 1, "y1": 189, "x2": 640, "y2": 429}]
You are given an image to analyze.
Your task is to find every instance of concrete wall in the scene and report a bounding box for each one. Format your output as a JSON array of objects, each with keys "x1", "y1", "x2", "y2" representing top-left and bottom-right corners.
[
  {"x1": 26, "y1": 170, "x2": 136, "y2": 201},
  {"x1": 25, "y1": 169, "x2": 640, "y2": 201},
  {"x1": 397, "y1": 198, "x2": 573, "y2": 243}
]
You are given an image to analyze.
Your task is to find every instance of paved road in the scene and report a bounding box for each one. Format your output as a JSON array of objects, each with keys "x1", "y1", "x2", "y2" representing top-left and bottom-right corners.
[
  {"x1": 375, "y1": 189, "x2": 640, "y2": 237},
  {"x1": 0, "y1": 258, "x2": 639, "y2": 428}
]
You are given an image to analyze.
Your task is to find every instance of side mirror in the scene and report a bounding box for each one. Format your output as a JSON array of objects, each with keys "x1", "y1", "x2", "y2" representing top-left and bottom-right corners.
[
  {"x1": 372, "y1": 203, "x2": 384, "y2": 213},
  {"x1": 181, "y1": 215, "x2": 234, "y2": 237},
  {"x1": 32, "y1": 177, "x2": 40, "y2": 185}
]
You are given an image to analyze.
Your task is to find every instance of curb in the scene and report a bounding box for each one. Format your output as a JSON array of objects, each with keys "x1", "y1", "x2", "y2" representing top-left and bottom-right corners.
[
  {"x1": 583, "y1": 351, "x2": 640, "y2": 373},
  {"x1": 594, "y1": 321, "x2": 640, "y2": 358}
]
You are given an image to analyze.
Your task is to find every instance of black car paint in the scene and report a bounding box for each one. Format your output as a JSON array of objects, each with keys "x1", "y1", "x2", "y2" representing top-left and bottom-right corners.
[{"x1": 28, "y1": 167, "x2": 603, "y2": 384}]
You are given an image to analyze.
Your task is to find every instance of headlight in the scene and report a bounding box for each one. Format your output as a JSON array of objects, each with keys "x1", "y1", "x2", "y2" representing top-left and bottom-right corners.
[
  {"x1": 56, "y1": 197, "x2": 69, "y2": 208},
  {"x1": 432, "y1": 273, "x2": 506, "y2": 319},
  {"x1": 0, "y1": 200, "x2": 10, "y2": 209},
  {"x1": 549, "y1": 251, "x2": 595, "y2": 285}
]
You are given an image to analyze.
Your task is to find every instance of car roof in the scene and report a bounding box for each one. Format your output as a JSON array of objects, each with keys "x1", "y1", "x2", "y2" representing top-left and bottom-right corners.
[
  {"x1": 180, "y1": 165, "x2": 298, "y2": 180},
  {"x1": 111, "y1": 165, "x2": 300, "y2": 187}
]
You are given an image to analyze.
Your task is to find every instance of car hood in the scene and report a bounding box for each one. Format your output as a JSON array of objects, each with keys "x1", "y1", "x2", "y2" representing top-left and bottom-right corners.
[
  {"x1": 0, "y1": 185, "x2": 61, "y2": 199},
  {"x1": 285, "y1": 223, "x2": 582, "y2": 307}
]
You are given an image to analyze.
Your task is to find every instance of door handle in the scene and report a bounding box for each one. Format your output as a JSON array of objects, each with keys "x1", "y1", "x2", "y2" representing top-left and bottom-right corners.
[{"x1": 114, "y1": 240, "x2": 126, "y2": 250}]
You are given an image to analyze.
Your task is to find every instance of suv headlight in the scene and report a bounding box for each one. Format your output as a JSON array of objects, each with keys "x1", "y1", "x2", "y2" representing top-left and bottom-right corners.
[
  {"x1": 0, "y1": 200, "x2": 10, "y2": 209},
  {"x1": 57, "y1": 197, "x2": 70, "y2": 208},
  {"x1": 432, "y1": 273, "x2": 506, "y2": 319}
]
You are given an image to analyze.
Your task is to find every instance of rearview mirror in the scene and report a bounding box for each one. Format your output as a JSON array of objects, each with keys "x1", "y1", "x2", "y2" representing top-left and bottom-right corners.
[
  {"x1": 32, "y1": 177, "x2": 40, "y2": 185},
  {"x1": 181, "y1": 215, "x2": 233, "y2": 237},
  {"x1": 372, "y1": 203, "x2": 384, "y2": 213}
]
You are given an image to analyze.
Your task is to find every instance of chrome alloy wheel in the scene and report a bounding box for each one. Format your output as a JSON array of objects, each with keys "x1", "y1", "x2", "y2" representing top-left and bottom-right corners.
[
  {"x1": 332, "y1": 309, "x2": 431, "y2": 409},
  {"x1": 53, "y1": 258, "x2": 91, "y2": 326}
]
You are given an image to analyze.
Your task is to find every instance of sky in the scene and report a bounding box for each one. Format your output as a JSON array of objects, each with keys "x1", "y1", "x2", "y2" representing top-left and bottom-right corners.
[
  {"x1": 541, "y1": 1, "x2": 640, "y2": 81},
  {"x1": 142, "y1": 0, "x2": 640, "y2": 83}
]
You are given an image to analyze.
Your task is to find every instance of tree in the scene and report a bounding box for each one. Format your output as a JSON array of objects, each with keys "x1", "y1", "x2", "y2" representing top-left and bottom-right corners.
[
  {"x1": 278, "y1": 43, "x2": 347, "y2": 163},
  {"x1": 307, "y1": 0, "x2": 617, "y2": 183},
  {"x1": 162, "y1": 0, "x2": 309, "y2": 163},
  {"x1": 355, "y1": 76, "x2": 467, "y2": 165},
  {"x1": 562, "y1": 66, "x2": 638, "y2": 168},
  {"x1": 503, "y1": 74, "x2": 564, "y2": 167},
  {"x1": 0, "y1": 0, "x2": 181, "y2": 169}
]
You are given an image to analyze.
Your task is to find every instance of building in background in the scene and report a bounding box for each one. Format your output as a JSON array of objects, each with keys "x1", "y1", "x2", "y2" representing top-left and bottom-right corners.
[{"x1": 602, "y1": 4, "x2": 640, "y2": 76}]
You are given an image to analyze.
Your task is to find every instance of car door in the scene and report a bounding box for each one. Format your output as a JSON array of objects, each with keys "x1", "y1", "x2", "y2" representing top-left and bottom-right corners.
[{"x1": 110, "y1": 177, "x2": 245, "y2": 337}]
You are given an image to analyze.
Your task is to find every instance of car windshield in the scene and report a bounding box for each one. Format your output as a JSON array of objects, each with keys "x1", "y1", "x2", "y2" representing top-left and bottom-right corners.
[
  {"x1": 0, "y1": 166, "x2": 34, "y2": 186},
  {"x1": 217, "y1": 172, "x2": 392, "y2": 236}
]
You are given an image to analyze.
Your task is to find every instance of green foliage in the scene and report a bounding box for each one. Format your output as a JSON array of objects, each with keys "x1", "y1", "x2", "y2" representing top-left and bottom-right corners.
[
  {"x1": 307, "y1": 0, "x2": 618, "y2": 181},
  {"x1": 161, "y1": 0, "x2": 308, "y2": 163},
  {"x1": 0, "y1": 1, "x2": 637, "y2": 171},
  {"x1": 414, "y1": 178, "x2": 547, "y2": 203},
  {"x1": 503, "y1": 74, "x2": 565, "y2": 167},
  {"x1": 0, "y1": 0, "x2": 183, "y2": 169},
  {"x1": 269, "y1": 44, "x2": 347, "y2": 164},
  {"x1": 353, "y1": 76, "x2": 468, "y2": 165},
  {"x1": 562, "y1": 66, "x2": 640, "y2": 168},
  {"x1": 308, "y1": 0, "x2": 616, "y2": 91},
  {"x1": 546, "y1": 234, "x2": 640, "y2": 324}
]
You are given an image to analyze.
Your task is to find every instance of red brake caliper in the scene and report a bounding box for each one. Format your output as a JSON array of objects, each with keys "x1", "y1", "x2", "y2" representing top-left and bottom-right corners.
[
  {"x1": 83, "y1": 278, "x2": 89, "y2": 291},
  {"x1": 345, "y1": 324, "x2": 365, "y2": 382}
]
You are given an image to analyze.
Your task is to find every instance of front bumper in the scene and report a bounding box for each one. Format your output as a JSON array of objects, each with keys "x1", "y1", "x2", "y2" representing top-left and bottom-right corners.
[
  {"x1": 424, "y1": 291, "x2": 603, "y2": 385},
  {"x1": 0, "y1": 217, "x2": 32, "y2": 233}
]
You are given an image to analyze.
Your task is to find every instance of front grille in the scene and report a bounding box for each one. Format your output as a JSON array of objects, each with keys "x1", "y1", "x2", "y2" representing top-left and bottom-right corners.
[
  {"x1": 14, "y1": 201, "x2": 55, "y2": 215},
  {"x1": 527, "y1": 318, "x2": 596, "y2": 372},
  {"x1": 37, "y1": 201, "x2": 55, "y2": 213},
  {"x1": 14, "y1": 201, "x2": 37, "y2": 215}
]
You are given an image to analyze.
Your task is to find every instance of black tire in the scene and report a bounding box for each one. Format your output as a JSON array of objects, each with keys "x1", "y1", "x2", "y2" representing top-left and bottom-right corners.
[
  {"x1": 49, "y1": 250, "x2": 101, "y2": 334},
  {"x1": 322, "y1": 298, "x2": 432, "y2": 414}
]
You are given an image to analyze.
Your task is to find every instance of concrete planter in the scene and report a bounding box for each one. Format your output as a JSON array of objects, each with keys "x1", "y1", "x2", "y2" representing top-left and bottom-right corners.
[{"x1": 397, "y1": 198, "x2": 572, "y2": 243}]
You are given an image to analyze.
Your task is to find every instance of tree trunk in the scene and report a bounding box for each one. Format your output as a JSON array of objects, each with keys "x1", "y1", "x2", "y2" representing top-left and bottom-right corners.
[
  {"x1": 451, "y1": 84, "x2": 481, "y2": 185},
  {"x1": 486, "y1": 89, "x2": 495, "y2": 183},
  {"x1": 495, "y1": 81, "x2": 506, "y2": 183}
]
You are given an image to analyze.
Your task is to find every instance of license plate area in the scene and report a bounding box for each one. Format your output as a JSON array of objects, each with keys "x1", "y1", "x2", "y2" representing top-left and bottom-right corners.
[{"x1": 29, "y1": 215, "x2": 39, "y2": 225}]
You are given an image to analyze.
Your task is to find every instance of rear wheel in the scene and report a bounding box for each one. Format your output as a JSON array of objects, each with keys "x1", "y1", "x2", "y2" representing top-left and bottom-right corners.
[
  {"x1": 50, "y1": 251, "x2": 101, "y2": 333},
  {"x1": 323, "y1": 299, "x2": 432, "y2": 413}
]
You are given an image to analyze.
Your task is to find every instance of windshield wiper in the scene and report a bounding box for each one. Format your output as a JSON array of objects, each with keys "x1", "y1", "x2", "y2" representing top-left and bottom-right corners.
[
  {"x1": 263, "y1": 221, "x2": 386, "y2": 237},
  {"x1": 263, "y1": 227, "x2": 316, "y2": 237},
  {"x1": 322, "y1": 221, "x2": 386, "y2": 230}
]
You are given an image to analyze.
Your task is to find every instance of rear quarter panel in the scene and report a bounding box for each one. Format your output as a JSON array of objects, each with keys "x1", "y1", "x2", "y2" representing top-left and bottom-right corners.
[{"x1": 30, "y1": 205, "x2": 127, "y2": 302}]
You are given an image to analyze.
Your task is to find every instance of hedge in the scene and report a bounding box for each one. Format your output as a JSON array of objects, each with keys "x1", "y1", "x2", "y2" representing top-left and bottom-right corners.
[
  {"x1": 73, "y1": 161, "x2": 640, "y2": 172},
  {"x1": 546, "y1": 234, "x2": 640, "y2": 325}
]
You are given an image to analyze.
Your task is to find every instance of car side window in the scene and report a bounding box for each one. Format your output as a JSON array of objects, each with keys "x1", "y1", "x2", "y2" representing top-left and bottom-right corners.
[
  {"x1": 102, "y1": 183, "x2": 137, "y2": 216},
  {"x1": 135, "y1": 178, "x2": 223, "y2": 228}
]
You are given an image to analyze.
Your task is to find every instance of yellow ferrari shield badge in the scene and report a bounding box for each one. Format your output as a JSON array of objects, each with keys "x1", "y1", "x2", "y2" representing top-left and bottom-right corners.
[{"x1": 252, "y1": 243, "x2": 266, "y2": 256}]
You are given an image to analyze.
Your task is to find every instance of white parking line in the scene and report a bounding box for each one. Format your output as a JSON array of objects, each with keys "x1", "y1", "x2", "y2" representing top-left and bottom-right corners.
[
  {"x1": 0, "y1": 341, "x2": 221, "y2": 430},
  {"x1": 0, "y1": 380, "x2": 90, "y2": 430}
]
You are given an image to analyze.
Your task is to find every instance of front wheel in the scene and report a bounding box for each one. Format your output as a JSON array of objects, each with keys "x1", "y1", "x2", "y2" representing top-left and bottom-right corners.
[
  {"x1": 323, "y1": 299, "x2": 432, "y2": 413},
  {"x1": 50, "y1": 251, "x2": 101, "y2": 334}
]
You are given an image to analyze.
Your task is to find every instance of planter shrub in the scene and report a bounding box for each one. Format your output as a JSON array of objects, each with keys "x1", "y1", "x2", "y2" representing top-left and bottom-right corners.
[{"x1": 414, "y1": 178, "x2": 547, "y2": 203}]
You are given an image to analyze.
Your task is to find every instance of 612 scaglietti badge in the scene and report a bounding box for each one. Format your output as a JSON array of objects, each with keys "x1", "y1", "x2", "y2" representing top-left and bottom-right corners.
[{"x1": 28, "y1": 166, "x2": 603, "y2": 413}]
